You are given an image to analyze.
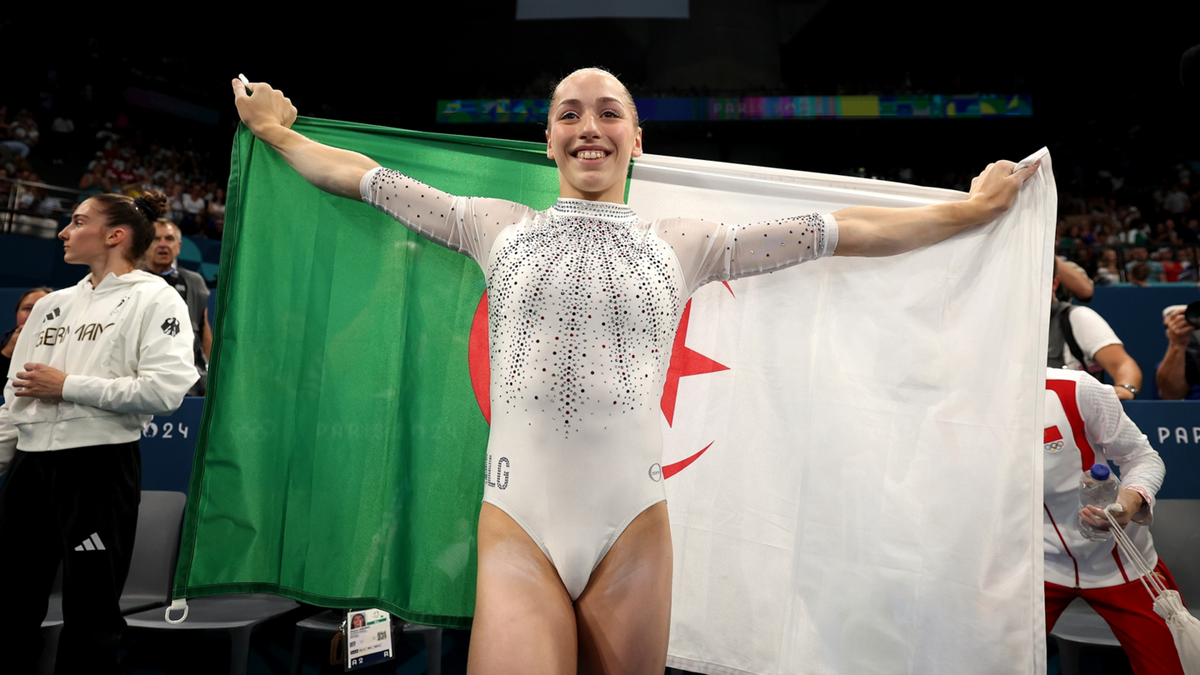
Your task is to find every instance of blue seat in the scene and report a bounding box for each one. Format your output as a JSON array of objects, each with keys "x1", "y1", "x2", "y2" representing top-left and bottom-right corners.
[
  {"x1": 38, "y1": 490, "x2": 187, "y2": 674},
  {"x1": 124, "y1": 594, "x2": 300, "y2": 675}
]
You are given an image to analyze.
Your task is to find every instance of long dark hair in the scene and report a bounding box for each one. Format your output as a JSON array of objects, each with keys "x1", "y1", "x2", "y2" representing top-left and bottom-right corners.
[
  {"x1": 88, "y1": 191, "x2": 169, "y2": 263},
  {"x1": 13, "y1": 287, "x2": 53, "y2": 318},
  {"x1": 3, "y1": 286, "x2": 53, "y2": 347}
]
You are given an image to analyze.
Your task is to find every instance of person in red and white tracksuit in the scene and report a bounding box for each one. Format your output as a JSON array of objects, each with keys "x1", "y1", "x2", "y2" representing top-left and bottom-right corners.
[{"x1": 1044, "y1": 368, "x2": 1184, "y2": 675}]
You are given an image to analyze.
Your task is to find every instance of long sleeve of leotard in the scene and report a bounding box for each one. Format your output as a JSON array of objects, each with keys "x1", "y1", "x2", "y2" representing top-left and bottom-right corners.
[
  {"x1": 359, "y1": 166, "x2": 534, "y2": 268},
  {"x1": 1077, "y1": 373, "x2": 1164, "y2": 523},
  {"x1": 652, "y1": 213, "x2": 838, "y2": 295}
]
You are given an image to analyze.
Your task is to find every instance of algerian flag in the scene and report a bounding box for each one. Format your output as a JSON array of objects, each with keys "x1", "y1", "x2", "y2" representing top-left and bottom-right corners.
[
  {"x1": 632, "y1": 154, "x2": 1054, "y2": 674},
  {"x1": 177, "y1": 119, "x2": 1053, "y2": 674}
]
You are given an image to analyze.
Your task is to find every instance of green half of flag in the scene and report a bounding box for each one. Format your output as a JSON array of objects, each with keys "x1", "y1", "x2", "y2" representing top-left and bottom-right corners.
[{"x1": 174, "y1": 119, "x2": 584, "y2": 628}]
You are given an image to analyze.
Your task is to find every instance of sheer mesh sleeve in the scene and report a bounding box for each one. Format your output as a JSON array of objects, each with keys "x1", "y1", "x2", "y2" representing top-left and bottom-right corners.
[
  {"x1": 653, "y1": 212, "x2": 838, "y2": 295},
  {"x1": 1078, "y1": 374, "x2": 1164, "y2": 520},
  {"x1": 360, "y1": 166, "x2": 533, "y2": 268}
]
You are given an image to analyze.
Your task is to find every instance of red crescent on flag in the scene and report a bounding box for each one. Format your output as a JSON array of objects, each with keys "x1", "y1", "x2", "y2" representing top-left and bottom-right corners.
[
  {"x1": 663, "y1": 441, "x2": 713, "y2": 479},
  {"x1": 468, "y1": 293, "x2": 490, "y2": 424}
]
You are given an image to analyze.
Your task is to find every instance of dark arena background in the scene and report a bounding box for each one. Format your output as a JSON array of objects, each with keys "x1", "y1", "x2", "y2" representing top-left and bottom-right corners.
[{"x1": 2, "y1": 1, "x2": 1199, "y2": 673}]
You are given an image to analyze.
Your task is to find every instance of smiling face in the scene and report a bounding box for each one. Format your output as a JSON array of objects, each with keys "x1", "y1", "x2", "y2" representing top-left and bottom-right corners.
[{"x1": 546, "y1": 70, "x2": 642, "y2": 204}]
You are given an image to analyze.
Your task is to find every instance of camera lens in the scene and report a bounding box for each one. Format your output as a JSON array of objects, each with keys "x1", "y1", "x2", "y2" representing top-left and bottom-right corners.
[{"x1": 1185, "y1": 301, "x2": 1200, "y2": 329}]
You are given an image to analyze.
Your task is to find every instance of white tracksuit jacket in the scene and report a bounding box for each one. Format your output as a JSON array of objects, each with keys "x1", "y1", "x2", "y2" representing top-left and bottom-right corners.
[
  {"x1": 1043, "y1": 368, "x2": 1164, "y2": 589},
  {"x1": 0, "y1": 270, "x2": 198, "y2": 473}
]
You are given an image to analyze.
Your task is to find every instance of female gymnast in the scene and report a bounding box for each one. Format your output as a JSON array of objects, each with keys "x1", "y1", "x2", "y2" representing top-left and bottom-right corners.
[{"x1": 232, "y1": 68, "x2": 1038, "y2": 675}]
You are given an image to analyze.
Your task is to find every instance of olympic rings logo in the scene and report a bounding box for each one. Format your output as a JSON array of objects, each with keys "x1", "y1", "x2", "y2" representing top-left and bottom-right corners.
[{"x1": 1045, "y1": 440, "x2": 1065, "y2": 453}]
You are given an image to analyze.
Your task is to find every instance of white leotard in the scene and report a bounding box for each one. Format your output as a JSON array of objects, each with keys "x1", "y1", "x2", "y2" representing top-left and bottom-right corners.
[{"x1": 361, "y1": 166, "x2": 837, "y2": 599}]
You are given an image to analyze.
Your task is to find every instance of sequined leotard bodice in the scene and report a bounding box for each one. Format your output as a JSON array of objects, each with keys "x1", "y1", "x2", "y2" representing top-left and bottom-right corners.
[{"x1": 361, "y1": 167, "x2": 837, "y2": 599}]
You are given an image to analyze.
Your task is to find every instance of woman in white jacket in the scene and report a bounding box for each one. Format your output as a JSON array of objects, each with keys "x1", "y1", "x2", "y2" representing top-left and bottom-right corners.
[{"x1": 0, "y1": 190, "x2": 198, "y2": 675}]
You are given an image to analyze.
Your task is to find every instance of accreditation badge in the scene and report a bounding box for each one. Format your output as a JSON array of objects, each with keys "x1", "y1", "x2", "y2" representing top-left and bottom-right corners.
[{"x1": 344, "y1": 608, "x2": 393, "y2": 671}]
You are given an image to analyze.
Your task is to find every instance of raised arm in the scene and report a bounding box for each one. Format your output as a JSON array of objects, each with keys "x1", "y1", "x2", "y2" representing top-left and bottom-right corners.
[
  {"x1": 1156, "y1": 310, "x2": 1194, "y2": 400},
  {"x1": 1055, "y1": 257, "x2": 1095, "y2": 302},
  {"x1": 231, "y1": 79, "x2": 378, "y2": 199},
  {"x1": 1093, "y1": 343, "x2": 1143, "y2": 401},
  {"x1": 832, "y1": 160, "x2": 1040, "y2": 257},
  {"x1": 231, "y1": 79, "x2": 531, "y2": 266}
]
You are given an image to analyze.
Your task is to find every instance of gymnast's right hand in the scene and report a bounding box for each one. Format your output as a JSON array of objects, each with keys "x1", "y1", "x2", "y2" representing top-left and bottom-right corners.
[
  {"x1": 229, "y1": 79, "x2": 378, "y2": 200},
  {"x1": 232, "y1": 80, "x2": 298, "y2": 137}
]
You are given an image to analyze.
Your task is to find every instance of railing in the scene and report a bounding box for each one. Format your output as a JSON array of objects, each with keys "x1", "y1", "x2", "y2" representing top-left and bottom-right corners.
[{"x1": 0, "y1": 177, "x2": 82, "y2": 239}]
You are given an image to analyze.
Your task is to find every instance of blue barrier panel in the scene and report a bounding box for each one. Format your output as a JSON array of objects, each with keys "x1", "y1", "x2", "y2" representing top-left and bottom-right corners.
[
  {"x1": 133, "y1": 401, "x2": 1200, "y2": 500},
  {"x1": 140, "y1": 396, "x2": 204, "y2": 494},
  {"x1": 3, "y1": 400, "x2": 1194, "y2": 500},
  {"x1": 0, "y1": 235, "x2": 82, "y2": 289},
  {"x1": 1121, "y1": 401, "x2": 1200, "y2": 499}
]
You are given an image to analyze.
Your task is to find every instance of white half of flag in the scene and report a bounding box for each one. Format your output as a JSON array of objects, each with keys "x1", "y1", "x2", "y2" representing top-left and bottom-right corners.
[{"x1": 627, "y1": 149, "x2": 1054, "y2": 675}]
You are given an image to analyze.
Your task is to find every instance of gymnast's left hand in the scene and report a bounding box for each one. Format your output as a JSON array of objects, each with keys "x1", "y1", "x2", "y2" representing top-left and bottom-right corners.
[
  {"x1": 966, "y1": 160, "x2": 1041, "y2": 220},
  {"x1": 13, "y1": 363, "x2": 67, "y2": 401}
]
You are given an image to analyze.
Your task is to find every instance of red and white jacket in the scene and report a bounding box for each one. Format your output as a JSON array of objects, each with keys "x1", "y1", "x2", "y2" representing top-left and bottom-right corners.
[{"x1": 1043, "y1": 369, "x2": 1164, "y2": 589}]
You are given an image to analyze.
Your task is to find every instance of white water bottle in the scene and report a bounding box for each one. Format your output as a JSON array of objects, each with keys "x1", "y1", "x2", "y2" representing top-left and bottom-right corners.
[{"x1": 1078, "y1": 463, "x2": 1119, "y2": 542}]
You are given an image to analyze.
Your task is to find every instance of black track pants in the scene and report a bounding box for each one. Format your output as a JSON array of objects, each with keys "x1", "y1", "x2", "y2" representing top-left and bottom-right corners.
[{"x1": 0, "y1": 442, "x2": 140, "y2": 675}]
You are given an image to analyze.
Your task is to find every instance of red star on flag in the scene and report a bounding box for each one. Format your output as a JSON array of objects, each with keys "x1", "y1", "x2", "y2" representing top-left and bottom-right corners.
[{"x1": 660, "y1": 298, "x2": 730, "y2": 427}]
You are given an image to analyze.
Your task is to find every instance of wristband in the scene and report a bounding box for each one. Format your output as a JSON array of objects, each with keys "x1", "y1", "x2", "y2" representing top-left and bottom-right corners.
[{"x1": 1127, "y1": 486, "x2": 1152, "y2": 523}]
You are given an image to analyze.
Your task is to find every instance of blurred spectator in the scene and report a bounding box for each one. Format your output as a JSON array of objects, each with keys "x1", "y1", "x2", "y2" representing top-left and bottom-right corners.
[
  {"x1": 1159, "y1": 249, "x2": 1183, "y2": 282},
  {"x1": 1180, "y1": 218, "x2": 1199, "y2": 246},
  {"x1": 1156, "y1": 305, "x2": 1200, "y2": 400},
  {"x1": 1097, "y1": 222, "x2": 1120, "y2": 247},
  {"x1": 180, "y1": 184, "x2": 206, "y2": 235},
  {"x1": 77, "y1": 164, "x2": 110, "y2": 198},
  {"x1": 167, "y1": 184, "x2": 185, "y2": 223},
  {"x1": 1, "y1": 109, "x2": 40, "y2": 159},
  {"x1": 1164, "y1": 183, "x2": 1190, "y2": 216},
  {"x1": 0, "y1": 287, "x2": 53, "y2": 380},
  {"x1": 1059, "y1": 222, "x2": 1081, "y2": 248},
  {"x1": 46, "y1": 114, "x2": 75, "y2": 165},
  {"x1": 1149, "y1": 222, "x2": 1176, "y2": 247},
  {"x1": 1129, "y1": 263, "x2": 1151, "y2": 287},
  {"x1": 1178, "y1": 248, "x2": 1198, "y2": 282},
  {"x1": 142, "y1": 219, "x2": 211, "y2": 395},
  {"x1": 205, "y1": 188, "x2": 225, "y2": 239},
  {"x1": 1124, "y1": 248, "x2": 1165, "y2": 284},
  {"x1": 34, "y1": 191, "x2": 66, "y2": 218},
  {"x1": 1120, "y1": 222, "x2": 1150, "y2": 247},
  {"x1": 1094, "y1": 248, "x2": 1122, "y2": 285}
]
